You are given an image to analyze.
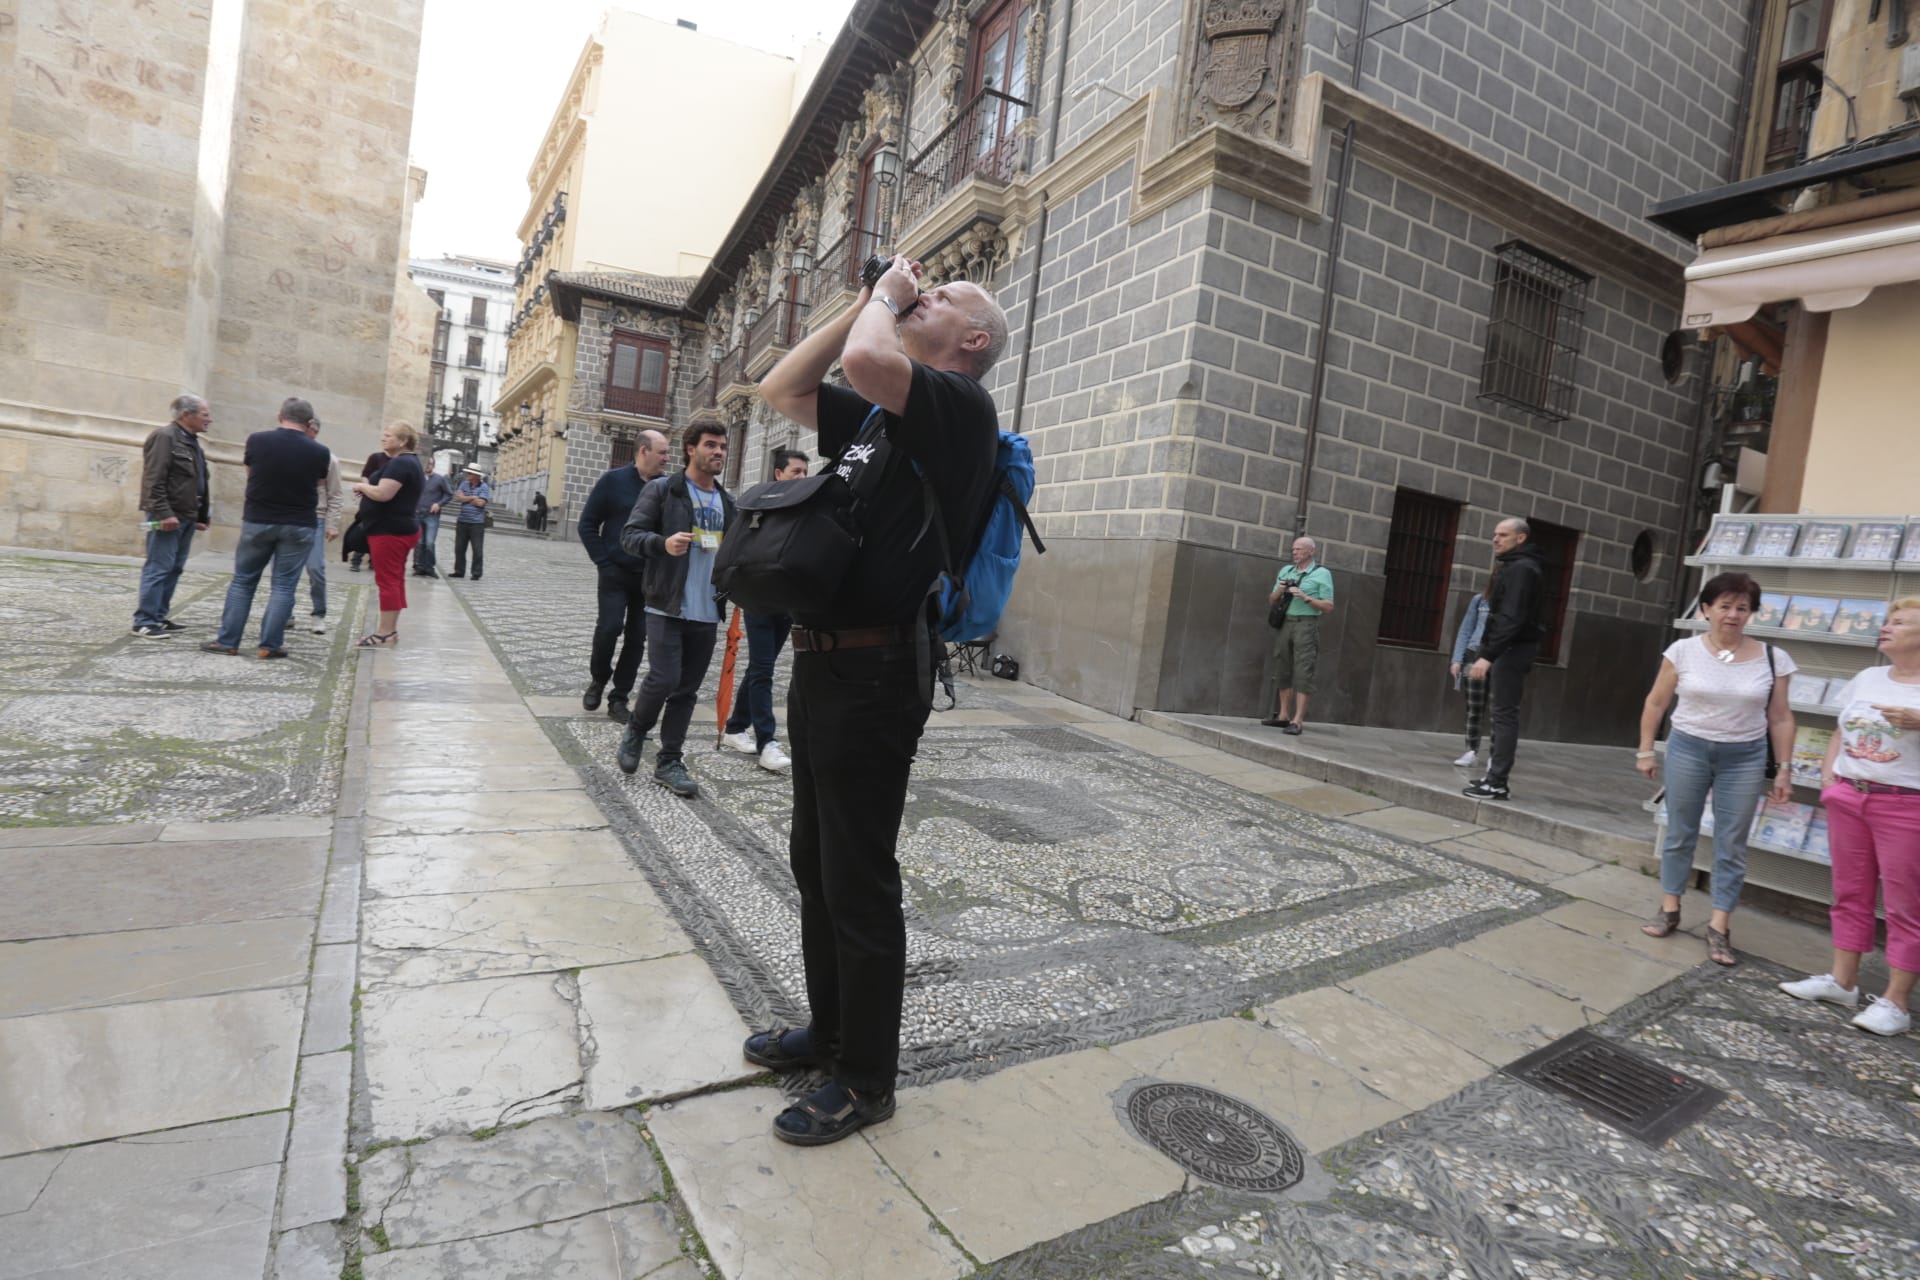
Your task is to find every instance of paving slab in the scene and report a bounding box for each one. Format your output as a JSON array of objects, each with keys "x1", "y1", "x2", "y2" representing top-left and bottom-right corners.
[
  {"x1": 1267, "y1": 784, "x2": 1395, "y2": 817},
  {"x1": 281, "y1": 1051, "x2": 351, "y2": 1230},
  {"x1": 1433, "y1": 837, "x2": 1568, "y2": 884},
  {"x1": 1340, "y1": 947, "x2": 1594, "y2": 1066},
  {"x1": 1453, "y1": 916, "x2": 1688, "y2": 1012},
  {"x1": 303, "y1": 942, "x2": 356, "y2": 1055},
  {"x1": 1451, "y1": 827, "x2": 1599, "y2": 877},
  {"x1": 270, "y1": 1223, "x2": 346, "y2": 1280},
  {"x1": 524, "y1": 695, "x2": 604, "y2": 718},
  {"x1": 1542, "y1": 899, "x2": 1711, "y2": 967},
  {"x1": 1072, "y1": 722, "x2": 1213, "y2": 755},
  {"x1": 869, "y1": 1049, "x2": 1184, "y2": 1263},
  {"x1": 362, "y1": 1203, "x2": 684, "y2": 1279},
  {"x1": 0, "y1": 838, "x2": 329, "y2": 941},
  {"x1": 157, "y1": 816, "x2": 334, "y2": 843},
  {"x1": 1695, "y1": 904, "x2": 1834, "y2": 974},
  {"x1": 316, "y1": 860, "x2": 362, "y2": 946},
  {"x1": 0, "y1": 822, "x2": 161, "y2": 850},
  {"x1": 578, "y1": 955, "x2": 755, "y2": 1107},
  {"x1": 0, "y1": 1112, "x2": 285, "y2": 1280},
  {"x1": 369, "y1": 721, "x2": 554, "y2": 752},
  {"x1": 361, "y1": 882, "x2": 685, "y2": 987},
  {"x1": 1208, "y1": 766, "x2": 1321, "y2": 794},
  {"x1": 368, "y1": 762, "x2": 584, "y2": 795},
  {"x1": 1254, "y1": 986, "x2": 1492, "y2": 1110},
  {"x1": 359, "y1": 1113, "x2": 662, "y2": 1250},
  {"x1": 647, "y1": 1088, "x2": 970, "y2": 1280},
  {"x1": 360, "y1": 973, "x2": 582, "y2": 1140},
  {"x1": 0, "y1": 916, "x2": 313, "y2": 1017},
  {"x1": 372, "y1": 679, "x2": 519, "y2": 702},
  {"x1": 1346, "y1": 805, "x2": 1484, "y2": 844},
  {"x1": 1105, "y1": 1017, "x2": 1408, "y2": 1153},
  {"x1": 363, "y1": 789, "x2": 608, "y2": 837},
  {"x1": 363, "y1": 702, "x2": 524, "y2": 724},
  {"x1": 363, "y1": 828, "x2": 644, "y2": 897},
  {"x1": 368, "y1": 740, "x2": 560, "y2": 770},
  {"x1": 1553, "y1": 861, "x2": 1661, "y2": 915},
  {"x1": 0, "y1": 985, "x2": 303, "y2": 1157}
]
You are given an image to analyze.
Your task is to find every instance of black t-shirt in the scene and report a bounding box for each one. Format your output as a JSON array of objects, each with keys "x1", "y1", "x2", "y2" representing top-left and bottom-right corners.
[
  {"x1": 242, "y1": 428, "x2": 332, "y2": 526},
  {"x1": 359, "y1": 453, "x2": 424, "y2": 537},
  {"x1": 806, "y1": 362, "x2": 998, "y2": 629}
]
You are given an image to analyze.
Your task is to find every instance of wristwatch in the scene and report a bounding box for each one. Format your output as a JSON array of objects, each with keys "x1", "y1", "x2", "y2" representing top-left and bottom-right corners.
[{"x1": 877, "y1": 296, "x2": 904, "y2": 319}]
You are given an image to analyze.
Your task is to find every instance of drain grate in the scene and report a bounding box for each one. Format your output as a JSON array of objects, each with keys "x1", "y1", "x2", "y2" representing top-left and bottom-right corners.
[
  {"x1": 1125, "y1": 1083, "x2": 1305, "y2": 1192},
  {"x1": 1504, "y1": 1029, "x2": 1724, "y2": 1146}
]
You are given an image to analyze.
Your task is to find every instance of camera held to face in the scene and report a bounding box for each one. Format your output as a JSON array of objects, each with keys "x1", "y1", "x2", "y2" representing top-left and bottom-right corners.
[{"x1": 860, "y1": 254, "x2": 892, "y2": 289}]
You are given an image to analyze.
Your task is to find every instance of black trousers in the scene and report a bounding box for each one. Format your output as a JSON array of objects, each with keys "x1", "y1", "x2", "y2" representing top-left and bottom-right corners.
[
  {"x1": 590, "y1": 566, "x2": 648, "y2": 697},
  {"x1": 452, "y1": 523, "x2": 485, "y2": 577},
  {"x1": 1485, "y1": 640, "x2": 1539, "y2": 787},
  {"x1": 787, "y1": 642, "x2": 931, "y2": 1093},
  {"x1": 629, "y1": 613, "x2": 716, "y2": 764}
]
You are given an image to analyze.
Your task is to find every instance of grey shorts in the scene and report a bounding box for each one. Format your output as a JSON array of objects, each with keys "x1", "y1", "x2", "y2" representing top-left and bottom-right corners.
[{"x1": 1272, "y1": 615, "x2": 1319, "y2": 693}]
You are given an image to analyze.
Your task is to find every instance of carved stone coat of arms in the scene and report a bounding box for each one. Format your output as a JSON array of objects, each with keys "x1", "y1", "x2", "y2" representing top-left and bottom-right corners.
[{"x1": 1182, "y1": 0, "x2": 1302, "y2": 140}]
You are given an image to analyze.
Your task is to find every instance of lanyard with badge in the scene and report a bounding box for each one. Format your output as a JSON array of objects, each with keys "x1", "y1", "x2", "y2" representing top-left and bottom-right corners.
[{"x1": 690, "y1": 484, "x2": 723, "y2": 551}]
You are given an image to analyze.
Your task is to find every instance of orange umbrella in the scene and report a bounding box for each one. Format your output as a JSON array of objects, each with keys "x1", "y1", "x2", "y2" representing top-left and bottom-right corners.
[{"x1": 714, "y1": 605, "x2": 744, "y2": 745}]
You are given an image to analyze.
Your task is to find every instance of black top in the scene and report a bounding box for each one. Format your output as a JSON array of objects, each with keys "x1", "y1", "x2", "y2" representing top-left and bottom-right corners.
[
  {"x1": 363, "y1": 450, "x2": 389, "y2": 480},
  {"x1": 1480, "y1": 542, "x2": 1548, "y2": 660},
  {"x1": 359, "y1": 453, "x2": 424, "y2": 537},
  {"x1": 807, "y1": 362, "x2": 998, "y2": 628},
  {"x1": 242, "y1": 428, "x2": 332, "y2": 526},
  {"x1": 578, "y1": 464, "x2": 651, "y2": 572}
]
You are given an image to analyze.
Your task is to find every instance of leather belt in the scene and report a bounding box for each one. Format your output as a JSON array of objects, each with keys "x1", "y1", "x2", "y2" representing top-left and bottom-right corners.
[
  {"x1": 790, "y1": 624, "x2": 920, "y2": 653},
  {"x1": 1846, "y1": 777, "x2": 1920, "y2": 797}
]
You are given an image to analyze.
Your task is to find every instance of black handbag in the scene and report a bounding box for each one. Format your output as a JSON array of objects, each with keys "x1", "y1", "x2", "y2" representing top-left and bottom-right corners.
[{"x1": 341, "y1": 520, "x2": 370, "y2": 561}]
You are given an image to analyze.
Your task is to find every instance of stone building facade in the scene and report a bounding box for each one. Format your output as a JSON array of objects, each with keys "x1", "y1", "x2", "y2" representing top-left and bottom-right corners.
[
  {"x1": 0, "y1": 0, "x2": 428, "y2": 553},
  {"x1": 672, "y1": 0, "x2": 1758, "y2": 744},
  {"x1": 408, "y1": 252, "x2": 514, "y2": 467}
]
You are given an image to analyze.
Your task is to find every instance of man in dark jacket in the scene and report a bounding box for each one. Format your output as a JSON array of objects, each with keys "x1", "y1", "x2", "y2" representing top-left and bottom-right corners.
[
  {"x1": 132, "y1": 394, "x2": 213, "y2": 638},
  {"x1": 614, "y1": 424, "x2": 734, "y2": 796},
  {"x1": 578, "y1": 428, "x2": 669, "y2": 723},
  {"x1": 1463, "y1": 517, "x2": 1548, "y2": 800}
]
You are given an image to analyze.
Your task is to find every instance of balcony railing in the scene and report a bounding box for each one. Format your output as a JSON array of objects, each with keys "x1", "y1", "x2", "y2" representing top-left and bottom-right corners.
[
  {"x1": 715, "y1": 344, "x2": 746, "y2": 396},
  {"x1": 816, "y1": 225, "x2": 885, "y2": 295},
  {"x1": 604, "y1": 381, "x2": 667, "y2": 418},
  {"x1": 746, "y1": 300, "x2": 809, "y2": 370},
  {"x1": 897, "y1": 88, "x2": 1030, "y2": 234}
]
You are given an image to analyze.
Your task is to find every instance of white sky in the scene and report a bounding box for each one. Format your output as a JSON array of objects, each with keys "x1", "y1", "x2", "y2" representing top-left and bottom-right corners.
[{"x1": 406, "y1": 0, "x2": 857, "y2": 263}]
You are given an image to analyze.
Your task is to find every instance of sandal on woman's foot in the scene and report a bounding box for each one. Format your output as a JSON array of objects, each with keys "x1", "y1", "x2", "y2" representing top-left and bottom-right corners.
[
  {"x1": 1641, "y1": 908, "x2": 1681, "y2": 938},
  {"x1": 1707, "y1": 926, "x2": 1738, "y2": 967},
  {"x1": 354, "y1": 631, "x2": 398, "y2": 648},
  {"x1": 772, "y1": 1082, "x2": 895, "y2": 1147},
  {"x1": 743, "y1": 1027, "x2": 830, "y2": 1072}
]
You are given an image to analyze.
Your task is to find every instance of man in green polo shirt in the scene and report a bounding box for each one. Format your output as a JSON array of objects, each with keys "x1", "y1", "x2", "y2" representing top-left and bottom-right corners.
[{"x1": 1261, "y1": 535, "x2": 1335, "y2": 735}]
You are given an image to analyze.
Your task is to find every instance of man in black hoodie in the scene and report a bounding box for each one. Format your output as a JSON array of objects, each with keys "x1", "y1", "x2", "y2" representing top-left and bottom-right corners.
[
  {"x1": 577, "y1": 429, "x2": 669, "y2": 723},
  {"x1": 1463, "y1": 517, "x2": 1547, "y2": 800}
]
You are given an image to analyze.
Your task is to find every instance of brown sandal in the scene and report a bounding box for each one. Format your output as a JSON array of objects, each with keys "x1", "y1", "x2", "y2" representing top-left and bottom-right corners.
[
  {"x1": 1641, "y1": 908, "x2": 1681, "y2": 938},
  {"x1": 1707, "y1": 926, "x2": 1737, "y2": 967}
]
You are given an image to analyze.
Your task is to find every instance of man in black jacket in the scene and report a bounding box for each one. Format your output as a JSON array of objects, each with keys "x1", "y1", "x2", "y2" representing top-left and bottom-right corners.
[
  {"x1": 1464, "y1": 517, "x2": 1548, "y2": 800},
  {"x1": 132, "y1": 394, "x2": 213, "y2": 638},
  {"x1": 748, "y1": 256, "x2": 1006, "y2": 1147},
  {"x1": 614, "y1": 424, "x2": 734, "y2": 796},
  {"x1": 578, "y1": 429, "x2": 669, "y2": 723}
]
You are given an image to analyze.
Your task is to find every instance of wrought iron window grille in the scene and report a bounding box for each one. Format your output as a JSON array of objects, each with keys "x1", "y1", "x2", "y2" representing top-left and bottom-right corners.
[{"x1": 1476, "y1": 241, "x2": 1591, "y2": 424}]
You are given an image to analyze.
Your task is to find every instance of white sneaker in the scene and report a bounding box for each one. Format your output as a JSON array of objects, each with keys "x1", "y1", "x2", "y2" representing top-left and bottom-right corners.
[
  {"x1": 1852, "y1": 996, "x2": 1913, "y2": 1037},
  {"x1": 309, "y1": 617, "x2": 327, "y2": 635},
  {"x1": 1778, "y1": 973, "x2": 1860, "y2": 1008},
  {"x1": 1453, "y1": 750, "x2": 1478, "y2": 767},
  {"x1": 719, "y1": 729, "x2": 758, "y2": 756},
  {"x1": 758, "y1": 741, "x2": 792, "y2": 773}
]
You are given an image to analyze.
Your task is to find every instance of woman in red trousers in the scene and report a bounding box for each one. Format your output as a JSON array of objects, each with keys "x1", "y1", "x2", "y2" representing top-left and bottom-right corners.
[{"x1": 350, "y1": 423, "x2": 425, "y2": 648}]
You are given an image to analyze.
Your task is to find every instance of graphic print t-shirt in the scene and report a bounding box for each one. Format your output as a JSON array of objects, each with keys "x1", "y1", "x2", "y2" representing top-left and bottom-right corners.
[{"x1": 1829, "y1": 666, "x2": 1920, "y2": 789}]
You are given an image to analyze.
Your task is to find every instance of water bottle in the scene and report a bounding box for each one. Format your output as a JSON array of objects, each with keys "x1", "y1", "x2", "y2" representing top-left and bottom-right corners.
[{"x1": 139, "y1": 519, "x2": 163, "y2": 531}]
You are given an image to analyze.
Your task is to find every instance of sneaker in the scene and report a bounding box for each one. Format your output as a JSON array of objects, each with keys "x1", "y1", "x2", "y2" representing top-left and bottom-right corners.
[
  {"x1": 1453, "y1": 750, "x2": 1479, "y2": 767},
  {"x1": 1852, "y1": 996, "x2": 1912, "y2": 1037},
  {"x1": 1778, "y1": 973, "x2": 1860, "y2": 1008},
  {"x1": 132, "y1": 624, "x2": 172, "y2": 639},
  {"x1": 653, "y1": 759, "x2": 699, "y2": 798},
  {"x1": 348, "y1": 560, "x2": 362, "y2": 572},
  {"x1": 158, "y1": 619, "x2": 186, "y2": 632},
  {"x1": 201, "y1": 641, "x2": 239, "y2": 655},
  {"x1": 758, "y1": 741, "x2": 792, "y2": 773},
  {"x1": 309, "y1": 617, "x2": 326, "y2": 635},
  {"x1": 615, "y1": 725, "x2": 647, "y2": 775},
  {"x1": 582, "y1": 680, "x2": 605, "y2": 711},
  {"x1": 720, "y1": 729, "x2": 759, "y2": 755},
  {"x1": 1462, "y1": 778, "x2": 1510, "y2": 800},
  {"x1": 606, "y1": 695, "x2": 630, "y2": 725}
]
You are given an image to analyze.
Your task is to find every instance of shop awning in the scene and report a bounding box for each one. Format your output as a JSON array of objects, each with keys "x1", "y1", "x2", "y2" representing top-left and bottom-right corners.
[{"x1": 1682, "y1": 208, "x2": 1920, "y2": 328}]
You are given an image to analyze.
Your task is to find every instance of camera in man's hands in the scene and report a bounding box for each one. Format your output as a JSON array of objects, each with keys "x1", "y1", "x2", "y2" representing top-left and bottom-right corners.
[{"x1": 860, "y1": 254, "x2": 891, "y2": 289}]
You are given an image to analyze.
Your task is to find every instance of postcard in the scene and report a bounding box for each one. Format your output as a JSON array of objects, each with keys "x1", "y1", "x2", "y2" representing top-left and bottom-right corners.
[
  {"x1": 1753, "y1": 593, "x2": 1788, "y2": 628},
  {"x1": 1781, "y1": 597, "x2": 1838, "y2": 632},
  {"x1": 1751, "y1": 522, "x2": 1801, "y2": 558},
  {"x1": 1751, "y1": 799, "x2": 1814, "y2": 849},
  {"x1": 1790, "y1": 727, "x2": 1832, "y2": 786},
  {"x1": 1849, "y1": 522, "x2": 1902, "y2": 561},
  {"x1": 1701, "y1": 520, "x2": 1753, "y2": 558},
  {"x1": 1901, "y1": 524, "x2": 1920, "y2": 564},
  {"x1": 1797, "y1": 521, "x2": 1850, "y2": 559},
  {"x1": 1787, "y1": 673, "x2": 1831, "y2": 707},
  {"x1": 1831, "y1": 599, "x2": 1888, "y2": 639}
]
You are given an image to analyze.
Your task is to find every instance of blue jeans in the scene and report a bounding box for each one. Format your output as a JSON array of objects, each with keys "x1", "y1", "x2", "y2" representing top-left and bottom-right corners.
[
  {"x1": 215, "y1": 521, "x2": 316, "y2": 651},
  {"x1": 724, "y1": 610, "x2": 791, "y2": 748},
  {"x1": 1660, "y1": 729, "x2": 1769, "y2": 913},
  {"x1": 414, "y1": 511, "x2": 441, "y2": 572},
  {"x1": 133, "y1": 524, "x2": 196, "y2": 628},
  {"x1": 304, "y1": 519, "x2": 327, "y2": 618}
]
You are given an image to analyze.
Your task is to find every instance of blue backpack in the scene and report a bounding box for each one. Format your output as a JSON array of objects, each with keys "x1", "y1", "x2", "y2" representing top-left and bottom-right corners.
[{"x1": 920, "y1": 431, "x2": 1045, "y2": 644}]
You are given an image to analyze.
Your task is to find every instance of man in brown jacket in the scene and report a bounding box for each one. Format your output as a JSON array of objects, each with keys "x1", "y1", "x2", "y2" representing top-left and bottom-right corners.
[{"x1": 132, "y1": 394, "x2": 213, "y2": 638}]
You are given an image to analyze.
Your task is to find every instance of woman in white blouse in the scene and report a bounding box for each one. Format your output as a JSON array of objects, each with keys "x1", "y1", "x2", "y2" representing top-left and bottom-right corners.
[
  {"x1": 1635, "y1": 573, "x2": 1795, "y2": 966},
  {"x1": 1780, "y1": 597, "x2": 1920, "y2": 1037}
]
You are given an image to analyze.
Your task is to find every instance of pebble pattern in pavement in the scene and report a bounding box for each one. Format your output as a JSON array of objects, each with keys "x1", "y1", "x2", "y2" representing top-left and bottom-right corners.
[{"x1": 0, "y1": 553, "x2": 361, "y2": 825}]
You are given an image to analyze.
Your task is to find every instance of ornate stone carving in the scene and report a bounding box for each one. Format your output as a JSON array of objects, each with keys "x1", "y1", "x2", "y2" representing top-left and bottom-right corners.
[
  {"x1": 1179, "y1": 0, "x2": 1302, "y2": 141},
  {"x1": 921, "y1": 217, "x2": 1011, "y2": 286}
]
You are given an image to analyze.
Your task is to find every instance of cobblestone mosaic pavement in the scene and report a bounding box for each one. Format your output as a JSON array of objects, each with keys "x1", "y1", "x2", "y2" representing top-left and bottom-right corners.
[
  {"x1": 0, "y1": 552, "x2": 364, "y2": 824},
  {"x1": 984, "y1": 960, "x2": 1920, "y2": 1280},
  {"x1": 450, "y1": 536, "x2": 1557, "y2": 1084}
]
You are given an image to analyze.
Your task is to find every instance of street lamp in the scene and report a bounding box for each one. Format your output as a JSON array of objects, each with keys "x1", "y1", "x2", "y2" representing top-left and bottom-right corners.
[
  {"x1": 743, "y1": 305, "x2": 762, "y2": 328},
  {"x1": 873, "y1": 142, "x2": 901, "y2": 187},
  {"x1": 709, "y1": 342, "x2": 725, "y2": 365},
  {"x1": 790, "y1": 242, "x2": 814, "y2": 276}
]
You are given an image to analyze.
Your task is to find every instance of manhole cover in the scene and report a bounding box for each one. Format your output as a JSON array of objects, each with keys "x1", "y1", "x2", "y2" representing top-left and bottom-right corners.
[
  {"x1": 1124, "y1": 1083, "x2": 1305, "y2": 1192},
  {"x1": 1505, "y1": 1029, "x2": 1725, "y2": 1146}
]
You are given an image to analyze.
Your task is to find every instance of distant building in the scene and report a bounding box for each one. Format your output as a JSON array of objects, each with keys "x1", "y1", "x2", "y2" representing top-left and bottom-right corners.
[
  {"x1": 494, "y1": 10, "x2": 826, "y2": 525},
  {"x1": 408, "y1": 255, "x2": 516, "y2": 467}
]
